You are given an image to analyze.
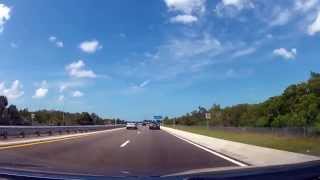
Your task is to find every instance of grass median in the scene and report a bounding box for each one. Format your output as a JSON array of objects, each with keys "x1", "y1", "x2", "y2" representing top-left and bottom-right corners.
[{"x1": 165, "y1": 125, "x2": 320, "y2": 156}]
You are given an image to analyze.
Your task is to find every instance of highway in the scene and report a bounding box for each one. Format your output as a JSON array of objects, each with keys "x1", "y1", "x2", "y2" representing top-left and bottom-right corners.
[{"x1": 0, "y1": 126, "x2": 237, "y2": 176}]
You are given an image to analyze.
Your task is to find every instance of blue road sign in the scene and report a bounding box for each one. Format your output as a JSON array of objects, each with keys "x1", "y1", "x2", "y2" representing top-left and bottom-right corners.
[{"x1": 153, "y1": 116, "x2": 163, "y2": 120}]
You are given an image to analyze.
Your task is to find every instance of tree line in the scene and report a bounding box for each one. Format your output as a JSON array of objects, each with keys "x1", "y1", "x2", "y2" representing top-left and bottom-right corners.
[
  {"x1": 163, "y1": 72, "x2": 320, "y2": 130},
  {"x1": 0, "y1": 96, "x2": 124, "y2": 126}
]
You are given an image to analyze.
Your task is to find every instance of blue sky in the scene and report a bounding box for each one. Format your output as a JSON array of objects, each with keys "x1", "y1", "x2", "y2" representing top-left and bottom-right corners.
[{"x1": 0, "y1": 0, "x2": 320, "y2": 121}]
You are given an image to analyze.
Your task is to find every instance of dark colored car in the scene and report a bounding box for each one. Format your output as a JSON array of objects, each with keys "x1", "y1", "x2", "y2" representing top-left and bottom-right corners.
[{"x1": 149, "y1": 123, "x2": 160, "y2": 130}]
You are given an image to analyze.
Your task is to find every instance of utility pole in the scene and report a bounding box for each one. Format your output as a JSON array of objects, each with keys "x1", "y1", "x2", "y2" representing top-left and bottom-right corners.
[
  {"x1": 62, "y1": 111, "x2": 65, "y2": 125},
  {"x1": 62, "y1": 98, "x2": 65, "y2": 126}
]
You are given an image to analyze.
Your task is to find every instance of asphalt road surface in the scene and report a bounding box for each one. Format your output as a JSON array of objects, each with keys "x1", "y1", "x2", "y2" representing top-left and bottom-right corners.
[{"x1": 0, "y1": 126, "x2": 237, "y2": 176}]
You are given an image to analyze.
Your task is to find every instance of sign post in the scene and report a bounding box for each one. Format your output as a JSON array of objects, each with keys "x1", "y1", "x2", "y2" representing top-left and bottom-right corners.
[
  {"x1": 31, "y1": 113, "x2": 35, "y2": 126},
  {"x1": 153, "y1": 116, "x2": 162, "y2": 120},
  {"x1": 205, "y1": 112, "x2": 211, "y2": 129}
]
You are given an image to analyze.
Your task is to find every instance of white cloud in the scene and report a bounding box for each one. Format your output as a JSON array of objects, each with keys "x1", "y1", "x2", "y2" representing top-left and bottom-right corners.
[
  {"x1": 0, "y1": 4, "x2": 11, "y2": 33},
  {"x1": 49, "y1": 36, "x2": 57, "y2": 42},
  {"x1": 223, "y1": 68, "x2": 253, "y2": 79},
  {"x1": 32, "y1": 80, "x2": 48, "y2": 99},
  {"x1": 120, "y1": 31, "x2": 256, "y2": 82},
  {"x1": 59, "y1": 85, "x2": 67, "y2": 93},
  {"x1": 164, "y1": 0, "x2": 206, "y2": 14},
  {"x1": 72, "y1": 90, "x2": 83, "y2": 97},
  {"x1": 267, "y1": 0, "x2": 320, "y2": 28},
  {"x1": 270, "y1": 9, "x2": 292, "y2": 26},
  {"x1": 56, "y1": 41, "x2": 64, "y2": 48},
  {"x1": 139, "y1": 80, "x2": 150, "y2": 88},
  {"x1": 222, "y1": 0, "x2": 254, "y2": 9},
  {"x1": 58, "y1": 95, "x2": 64, "y2": 101},
  {"x1": 124, "y1": 80, "x2": 150, "y2": 95},
  {"x1": 170, "y1": 14, "x2": 198, "y2": 24},
  {"x1": 0, "y1": 80, "x2": 24, "y2": 100},
  {"x1": 4, "y1": 81, "x2": 24, "y2": 99},
  {"x1": 308, "y1": 11, "x2": 320, "y2": 35},
  {"x1": 164, "y1": 0, "x2": 205, "y2": 24},
  {"x1": 57, "y1": 80, "x2": 86, "y2": 93},
  {"x1": 40, "y1": 80, "x2": 47, "y2": 87},
  {"x1": 79, "y1": 40, "x2": 102, "y2": 53},
  {"x1": 167, "y1": 33, "x2": 222, "y2": 58},
  {"x1": 232, "y1": 47, "x2": 256, "y2": 58},
  {"x1": 215, "y1": 0, "x2": 254, "y2": 17},
  {"x1": 32, "y1": 88, "x2": 48, "y2": 99},
  {"x1": 120, "y1": 33, "x2": 234, "y2": 81},
  {"x1": 144, "y1": 52, "x2": 160, "y2": 59},
  {"x1": 273, "y1": 48, "x2": 297, "y2": 60},
  {"x1": 66, "y1": 60, "x2": 97, "y2": 78},
  {"x1": 295, "y1": 0, "x2": 319, "y2": 12},
  {"x1": 49, "y1": 36, "x2": 64, "y2": 48}
]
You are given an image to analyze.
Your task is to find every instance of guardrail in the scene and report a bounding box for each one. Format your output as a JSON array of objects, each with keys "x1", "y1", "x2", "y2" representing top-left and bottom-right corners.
[{"x1": 0, "y1": 125, "x2": 125, "y2": 139}]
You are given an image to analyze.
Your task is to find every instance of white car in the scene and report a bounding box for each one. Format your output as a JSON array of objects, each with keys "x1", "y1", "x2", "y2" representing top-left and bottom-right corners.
[{"x1": 126, "y1": 122, "x2": 138, "y2": 130}]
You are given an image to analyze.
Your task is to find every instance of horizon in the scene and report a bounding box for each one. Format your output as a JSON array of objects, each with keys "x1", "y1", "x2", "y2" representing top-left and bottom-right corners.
[
  {"x1": 4, "y1": 72, "x2": 317, "y2": 121},
  {"x1": 1, "y1": 0, "x2": 320, "y2": 121}
]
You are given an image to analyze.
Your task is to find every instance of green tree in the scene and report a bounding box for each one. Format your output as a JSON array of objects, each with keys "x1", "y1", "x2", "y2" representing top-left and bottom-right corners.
[
  {"x1": 0, "y1": 96, "x2": 8, "y2": 122},
  {"x1": 167, "y1": 72, "x2": 320, "y2": 129},
  {"x1": 77, "y1": 112, "x2": 94, "y2": 125},
  {"x1": 7, "y1": 105, "x2": 23, "y2": 125}
]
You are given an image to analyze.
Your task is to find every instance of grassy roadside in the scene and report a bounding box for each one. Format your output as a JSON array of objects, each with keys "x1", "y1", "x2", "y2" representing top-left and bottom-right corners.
[{"x1": 165, "y1": 125, "x2": 320, "y2": 156}]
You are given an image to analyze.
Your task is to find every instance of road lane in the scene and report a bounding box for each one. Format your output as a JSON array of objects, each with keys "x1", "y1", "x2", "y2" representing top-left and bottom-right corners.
[
  {"x1": 114, "y1": 126, "x2": 236, "y2": 176},
  {"x1": 0, "y1": 126, "x2": 236, "y2": 176}
]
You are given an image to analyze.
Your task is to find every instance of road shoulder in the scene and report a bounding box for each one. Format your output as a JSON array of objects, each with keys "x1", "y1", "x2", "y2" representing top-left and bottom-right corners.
[{"x1": 161, "y1": 126, "x2": 320, "y2": 166}]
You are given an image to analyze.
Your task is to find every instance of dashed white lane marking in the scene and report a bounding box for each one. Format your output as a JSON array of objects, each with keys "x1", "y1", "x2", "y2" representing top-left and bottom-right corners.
[
  {"x1": 120, "y1": 140, "x2": 130, "y2": 148},
  {"x1": 137, "y1": 131, "x2": 141, "y2": 135},
  {"x1": 120, "y1": 170, "x2": 130, "y2": 174},
  {"x1": 165, "y1": 131, "x2": 248, "y2": 167}
]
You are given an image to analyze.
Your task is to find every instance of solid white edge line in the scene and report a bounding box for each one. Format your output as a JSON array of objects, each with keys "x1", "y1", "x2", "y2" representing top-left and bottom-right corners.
[
  {"x1": 120, "y1": 140, "x2": 130, "y2": 148},
  {"x1": 164, "y1": 130, "x2": 248, "y2": 167}
]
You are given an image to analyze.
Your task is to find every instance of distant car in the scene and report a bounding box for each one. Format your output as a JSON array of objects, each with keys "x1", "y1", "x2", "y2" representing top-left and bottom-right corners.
[
  {"x1": 142, "y1": 122, "x2": 146, "y2": 126},
  {"x1": 126, "y1": 122, "x2": 138, "y2": 130},
  {"x1": 149, "y1": 123, "x2": 160, "y2": 130}
]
